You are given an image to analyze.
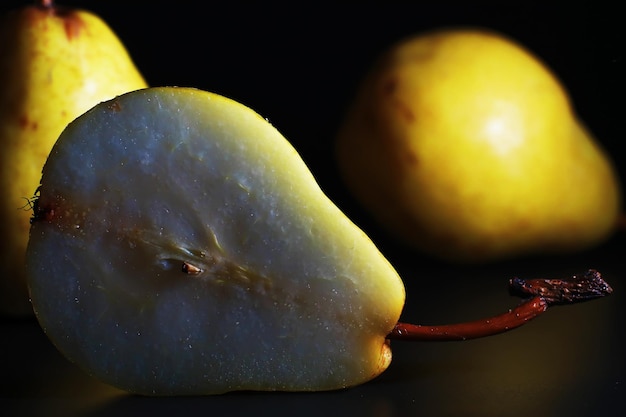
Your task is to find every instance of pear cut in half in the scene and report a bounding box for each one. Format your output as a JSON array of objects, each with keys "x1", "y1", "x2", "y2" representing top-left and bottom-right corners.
[{"x1": 26, "y1": 87, "x2": 405, "y2": 395}]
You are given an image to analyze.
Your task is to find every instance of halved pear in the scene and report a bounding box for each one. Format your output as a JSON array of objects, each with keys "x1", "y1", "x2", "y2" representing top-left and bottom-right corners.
[{"x1": 26, "y1": 87, "x2": 405, "y2": 395}]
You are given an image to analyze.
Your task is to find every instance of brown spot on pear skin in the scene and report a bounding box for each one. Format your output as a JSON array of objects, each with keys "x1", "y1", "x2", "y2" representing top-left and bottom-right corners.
[
  {"x1": 107, "y1": 100, "x2": 122, "y2": 112},
  {"x1": 18, "y1": 115, "x2": 38, "y2": 130},
  {"x1": 381, "y1": 77, "x2": 415, "y2": 123},
  {"x1": 61, "y1": 12, "x2": 85, "y2": 41},
  {"x1": 392, "y1": 97, "x2": 415, "y2": 123},
  {"x1": 383, "y1": 78, "x2": 397, "y2": 95},
  {"x1": 32, "y1": 1, "x2": 85, "y2": 41},
  {"x1": 405, "y1": 151, "x2": 418, "y2": 165}
]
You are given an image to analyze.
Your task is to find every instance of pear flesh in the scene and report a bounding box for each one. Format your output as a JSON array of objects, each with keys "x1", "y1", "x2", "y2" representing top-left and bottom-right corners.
[
  {"x1": 0, "y1": 3, "x2": 147, "y2": 315},
  {"x1": 26, "y1": 87, "x2": 405, "y2": 395}
]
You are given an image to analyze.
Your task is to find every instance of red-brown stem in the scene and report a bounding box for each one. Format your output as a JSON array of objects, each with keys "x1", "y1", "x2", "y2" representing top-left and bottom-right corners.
[
  {"x1": 387, "y1": 269, "x2": 612, "y2": 342},
  {"x1": 39, "y1": 0, "x2": 54, "y2": 8},
  {"x1": 388, "y1": 296, "x2": 547, "y2": 341}
]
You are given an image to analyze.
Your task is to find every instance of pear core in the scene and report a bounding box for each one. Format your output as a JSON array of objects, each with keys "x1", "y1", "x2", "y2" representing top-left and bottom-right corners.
[{"x1": 26, "y1": 87, "x2": 405, "y2": 395}]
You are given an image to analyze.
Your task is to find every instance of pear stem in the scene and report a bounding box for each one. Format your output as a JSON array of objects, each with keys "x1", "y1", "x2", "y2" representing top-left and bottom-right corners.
[
  {"x1": 387, "y1": 269, "x2": 612, "y2": 341},
  {"x1": 38, "y1": 0, "x2": 54, "y2": 8}
]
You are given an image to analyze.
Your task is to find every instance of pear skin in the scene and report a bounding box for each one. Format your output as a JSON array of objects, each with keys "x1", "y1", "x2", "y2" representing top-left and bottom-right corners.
[
  {"x1": 335, "y1": 28, "x2": 621, "y2": 262},
  {"x1": 26, "y1": 87, "x2": 405, "y2": 395},
  {"x1": 0, "y1": 2, "x2": 147, "y2": 315}
]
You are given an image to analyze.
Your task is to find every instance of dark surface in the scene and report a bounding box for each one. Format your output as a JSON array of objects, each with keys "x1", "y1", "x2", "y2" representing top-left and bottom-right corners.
[{"x1": 1, "y1": 1, "x2": 624, "y2": 416}]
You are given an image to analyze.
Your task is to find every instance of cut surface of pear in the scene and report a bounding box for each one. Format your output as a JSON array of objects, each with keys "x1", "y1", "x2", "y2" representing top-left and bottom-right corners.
[
  {"x1": 0, "y1": 1, "x2": 147, "y2": 315},
  {"x1": 26, "y1": 87, "x2": 405, "y2": 395},
  {"x1": 335, "y1": 28, "x2": 621, "y2": 262}
]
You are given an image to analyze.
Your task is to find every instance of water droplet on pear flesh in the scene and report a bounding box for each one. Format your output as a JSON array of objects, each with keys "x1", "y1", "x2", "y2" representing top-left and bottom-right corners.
[{"x1": 26, "y1": 87, "x2": 405, "y2": 395}]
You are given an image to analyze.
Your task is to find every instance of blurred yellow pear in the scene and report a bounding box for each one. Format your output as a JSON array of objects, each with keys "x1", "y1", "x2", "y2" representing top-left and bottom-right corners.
[
  {"x1": 336, "y1": 28, "x2": 621, "y2": 262},
  {"x1": 0, "y1": 1, "x2": 147, "y2": 315}
]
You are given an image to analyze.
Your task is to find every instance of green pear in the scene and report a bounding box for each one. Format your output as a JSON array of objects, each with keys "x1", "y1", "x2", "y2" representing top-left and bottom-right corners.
[
  {"x1": 0, "y1": 0, "x2": 147, "y2": 315},
  {"x1": 335, "y1": 28, "x2": 621, "y2": 262},
  {"x1": 26, "y1": 87, "x2": 406, "y2": 395}
]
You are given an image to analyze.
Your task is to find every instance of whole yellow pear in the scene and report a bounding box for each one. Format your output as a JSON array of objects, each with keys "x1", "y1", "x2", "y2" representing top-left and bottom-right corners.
[
  {"x1": 336, "y1": 28, "x2": 621, "y2": 262},
  {"x1": 0, "y1": 1, "x2": 147, "y2": 315}
]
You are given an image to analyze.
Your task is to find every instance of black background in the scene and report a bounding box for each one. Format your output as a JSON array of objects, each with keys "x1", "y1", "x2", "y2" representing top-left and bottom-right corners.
[{"x1": 1, "y1": 1, "x2": 625, "y2": 417}]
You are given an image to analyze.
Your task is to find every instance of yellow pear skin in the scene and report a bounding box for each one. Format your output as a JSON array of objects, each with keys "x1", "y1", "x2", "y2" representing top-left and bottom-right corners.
[
  {"x1": 336, "y1": 28, "x2": 621, "y2": 262},
  {"x1": 0, "y1": 2, "x2": 147, "y2": 315}
]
